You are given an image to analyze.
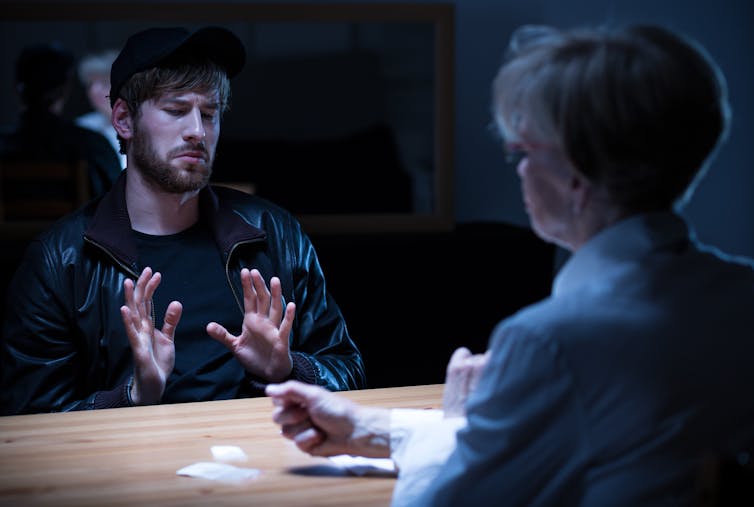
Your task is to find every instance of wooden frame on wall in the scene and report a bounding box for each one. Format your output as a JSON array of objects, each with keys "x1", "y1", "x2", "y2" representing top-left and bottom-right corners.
[{"x1": 1, "y1": 2, "x2": 455, "y2": 234}]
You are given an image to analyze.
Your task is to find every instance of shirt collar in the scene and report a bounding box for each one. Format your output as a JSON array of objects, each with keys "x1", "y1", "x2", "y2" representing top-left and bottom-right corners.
[{"x1": 552, "y1": 212, "x2": 691, "y2": 297}]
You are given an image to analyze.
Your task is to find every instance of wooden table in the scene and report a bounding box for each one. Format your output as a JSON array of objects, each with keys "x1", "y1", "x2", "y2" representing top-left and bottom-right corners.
[{"x1": 0, "y1": 384, "x2": 443, "y2": 507}]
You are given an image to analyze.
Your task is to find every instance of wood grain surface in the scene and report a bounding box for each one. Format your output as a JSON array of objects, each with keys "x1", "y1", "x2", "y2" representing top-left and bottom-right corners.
[{"x1": 0, "y1": 384, "x2": 443, "y2": 507}]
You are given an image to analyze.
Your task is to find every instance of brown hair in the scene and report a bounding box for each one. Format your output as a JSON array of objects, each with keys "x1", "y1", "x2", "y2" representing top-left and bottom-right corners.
[{"x1": 116, "y1": 59, "x2": 231, "y2": 154}]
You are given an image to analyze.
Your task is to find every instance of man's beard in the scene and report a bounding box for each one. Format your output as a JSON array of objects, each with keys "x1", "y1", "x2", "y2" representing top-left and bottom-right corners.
[{"x1": 131, "y1": 124, "x2": 213, "y2": 194}]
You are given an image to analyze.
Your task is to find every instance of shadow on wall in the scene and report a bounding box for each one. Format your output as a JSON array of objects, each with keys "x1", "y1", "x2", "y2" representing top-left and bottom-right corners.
[
  {"x1": 213, "y1": 122, "x2": 413, "y2": 214},
  {"x1": 213, "y1": 47, "x2": 428, "y2": 215},
  {"x1": 310, "y1": 221, "x2": 555, "y2": 388}
]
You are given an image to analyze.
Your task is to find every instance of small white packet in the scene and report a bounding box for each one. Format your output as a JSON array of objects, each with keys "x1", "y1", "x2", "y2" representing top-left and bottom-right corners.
[
  {"x1": 211, "y1": 445, "x2": 249, "y2": 462},
  {"x1": 328, "y1": 454, "x2": 397, "y2": 477},
  {"x1": 176, "y1": 461, "x2": 260, "y2": 483}
]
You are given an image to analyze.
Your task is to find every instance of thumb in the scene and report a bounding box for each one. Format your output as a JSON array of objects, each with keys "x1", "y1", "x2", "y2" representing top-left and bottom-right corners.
[
  {"x1": 449, "y1": 346, "x2": 472, "y2": 364},
  {"x1": 446, "y1": 346, "x2": 472, "y2": 378},
  {"x1": 266, "y1": 380, "x2": 320, "y2": 406},
  {"x1": 206, "y1": 321, "x2": 234, "y2": 347}
]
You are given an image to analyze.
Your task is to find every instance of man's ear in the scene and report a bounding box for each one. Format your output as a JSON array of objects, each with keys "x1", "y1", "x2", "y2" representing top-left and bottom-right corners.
[{"x1": 111, "y1": 98, "x2": 134, "y2": 140}]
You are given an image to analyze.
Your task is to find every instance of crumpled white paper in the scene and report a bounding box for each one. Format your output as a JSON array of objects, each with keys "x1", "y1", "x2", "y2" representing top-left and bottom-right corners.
[
  {"x1": 211, "y1": 445, "x2": 249, "y2": 462},
  {"x1": 176, "y1": 461, "x2": 260, "y2": 483},
  {"x1": 328, "y1": 454, "x2": 397, "y2": 477}
]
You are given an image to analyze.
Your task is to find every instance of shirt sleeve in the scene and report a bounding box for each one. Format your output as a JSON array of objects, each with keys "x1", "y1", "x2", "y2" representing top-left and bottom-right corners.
[
  {"x1": 388, "y1": 408, "x2": 467, "y2": 507},
  {"x1": 409, "y1": 322, "x2": 589, "y2": 507}
]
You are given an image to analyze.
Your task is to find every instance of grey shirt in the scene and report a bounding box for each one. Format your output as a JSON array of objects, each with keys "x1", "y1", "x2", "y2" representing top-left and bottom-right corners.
[{"x1": 408, "y1": 212, "x2": 754, "y2": 506}]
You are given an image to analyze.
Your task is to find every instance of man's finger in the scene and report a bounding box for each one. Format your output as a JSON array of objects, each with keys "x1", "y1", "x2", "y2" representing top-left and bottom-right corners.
[
  {"x1": 241, "y1": 268, "x2": 257, "y2": 313},
  {"x1": 161, "y1": 301, "x2": 182, "y2": 340},
  {"x1": 269, "y1": 277, "x2": 283, "y2": 324},
  {"x1": 206, "y1": 322, "x2": 236, "y2": 349},
  {"x1": 250, "y1": 269, "x2": 271, "y2": 315}
]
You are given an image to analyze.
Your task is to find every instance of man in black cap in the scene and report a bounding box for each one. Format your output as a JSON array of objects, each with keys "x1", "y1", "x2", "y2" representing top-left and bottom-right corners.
[
  {"x1": 0, "y1": 42, "x2": 122, "y2": 198},
  {"x1": 0, "y1": 27, "x2": 366, "y2": 414}
]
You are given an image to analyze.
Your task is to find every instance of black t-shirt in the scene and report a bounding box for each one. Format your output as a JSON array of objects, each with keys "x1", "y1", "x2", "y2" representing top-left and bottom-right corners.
[{"x1": 134, "y1": 220, "x2": 246, "y2": 403}]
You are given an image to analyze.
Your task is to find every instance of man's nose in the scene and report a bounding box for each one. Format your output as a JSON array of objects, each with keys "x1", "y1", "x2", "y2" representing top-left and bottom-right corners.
[{"x1": 183, "y1": 108, "x2": 206, "y2": 141}]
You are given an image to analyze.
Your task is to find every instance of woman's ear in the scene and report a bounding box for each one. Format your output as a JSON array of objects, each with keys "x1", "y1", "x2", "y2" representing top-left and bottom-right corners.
[
  {"x1": 111, "y1": 98, "x2": 134, "y2": 140},
  {"x1": 569, "y1": 170, "x2": 592, "y2": 217}
]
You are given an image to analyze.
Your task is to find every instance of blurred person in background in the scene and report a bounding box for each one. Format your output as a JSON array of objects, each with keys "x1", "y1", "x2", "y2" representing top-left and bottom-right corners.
[
  {"x1": 0, "y1": 42, "x2": 121, "y2": 196},
  {"x1": 76, "y1": 48, "x2": 127, "y2": 170}
]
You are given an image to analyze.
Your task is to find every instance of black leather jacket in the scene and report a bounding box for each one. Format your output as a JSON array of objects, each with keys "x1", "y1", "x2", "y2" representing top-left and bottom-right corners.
[{"x1": 1, "y1": 173, "x2": 365, "y2": 414}]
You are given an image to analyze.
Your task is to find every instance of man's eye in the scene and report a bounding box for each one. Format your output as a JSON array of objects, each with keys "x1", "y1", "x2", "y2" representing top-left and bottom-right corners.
[{"x1": 165, "y1": 109, "x2": 184, "y2": 116}]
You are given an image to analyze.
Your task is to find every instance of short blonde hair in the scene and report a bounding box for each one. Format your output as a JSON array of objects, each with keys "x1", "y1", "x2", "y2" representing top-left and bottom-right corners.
[
  {"x1": 77, "y1": 49, "x2": 119, "y2": 84},
  {"x1": 493, "y1": 24, "x2": 730, "y2": 213}
]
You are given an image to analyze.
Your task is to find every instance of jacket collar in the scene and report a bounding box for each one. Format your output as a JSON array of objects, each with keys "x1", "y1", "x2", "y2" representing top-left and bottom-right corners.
[{"x1": 84, "y1": 170, "x2": 266, "y2": 268}]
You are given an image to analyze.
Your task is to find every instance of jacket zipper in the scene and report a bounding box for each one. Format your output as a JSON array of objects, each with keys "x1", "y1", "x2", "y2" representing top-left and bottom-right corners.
[{"x1": 84, "y1": 236, "x2": 156, "y2": 326}]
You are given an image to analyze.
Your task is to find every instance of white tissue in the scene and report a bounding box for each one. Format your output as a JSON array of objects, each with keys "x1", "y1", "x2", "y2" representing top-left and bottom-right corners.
[{"x1": 176, "y1": 461, "x2": 260, "y2": 483}]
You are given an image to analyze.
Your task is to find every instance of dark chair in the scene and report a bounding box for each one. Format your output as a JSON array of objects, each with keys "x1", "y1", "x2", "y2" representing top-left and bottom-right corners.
[
  {"x1": 0, "y1": 158, "x2": 90, "y2": 319},
  {"x1": 0, "y1": 158, "x2": 90, "y2": 222}
]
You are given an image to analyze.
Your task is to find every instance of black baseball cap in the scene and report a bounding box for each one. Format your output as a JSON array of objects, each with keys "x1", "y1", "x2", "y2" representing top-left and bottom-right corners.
[{"x1": 109, "y1": 26, "x2": 246, "y2": 106}]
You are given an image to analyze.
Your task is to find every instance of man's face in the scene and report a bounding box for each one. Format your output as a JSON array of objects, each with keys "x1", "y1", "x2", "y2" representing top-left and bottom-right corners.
[
  {"x1": 507, "y1": 133, "x2": 576, "y2": 248},
  {"x1": 130, "y1": 90, "x2": 221, "y2": 193}
]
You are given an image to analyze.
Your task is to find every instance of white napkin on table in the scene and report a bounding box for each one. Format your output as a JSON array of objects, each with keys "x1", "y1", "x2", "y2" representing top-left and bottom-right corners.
[
  {"x1": 176, "y1": 461, "x2": 260, "y2": 483},
  {"x1": 176, "y1": 445, "x2": 258, "y2": 483}
]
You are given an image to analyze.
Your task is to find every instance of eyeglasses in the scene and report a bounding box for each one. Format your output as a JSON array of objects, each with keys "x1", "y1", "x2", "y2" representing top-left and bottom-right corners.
[
  {"x1": 504, "y1": 143, "x2": 527, "y2": 165},
  {"x1": 503, "y1": 141, "x2": 559, "y2": 165}
]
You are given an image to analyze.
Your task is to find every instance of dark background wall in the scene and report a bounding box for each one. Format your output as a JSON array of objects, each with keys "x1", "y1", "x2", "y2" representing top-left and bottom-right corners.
[
  {"x1": 1, "y1": 0, "x2": 752, "y2": 259},
  {"x1": 0, "y1": 0, "x2": 754, "y2": 256}
]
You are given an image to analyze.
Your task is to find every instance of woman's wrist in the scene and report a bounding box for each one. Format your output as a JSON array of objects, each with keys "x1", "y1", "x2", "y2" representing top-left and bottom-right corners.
[{"x1": 350, "y1": 406, "x2": 392, "y2": 458}]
